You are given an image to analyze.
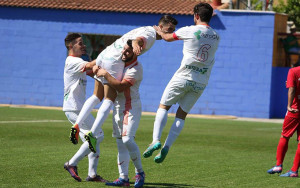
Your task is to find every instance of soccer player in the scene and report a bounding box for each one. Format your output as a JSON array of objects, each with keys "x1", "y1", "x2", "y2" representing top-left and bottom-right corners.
[
  {"x1": 70, "y1": 15, "x2": 178, "y2": 154},
  {"x1": 62, "y1": 33, "x2": 107, "y2": 182},
  {"x1": 267, "y1": 64, "x2": 300, "y2": 177},
  {"x1": 95, "y1": 40, "x2": 145, "y2": 187},
  {"x1": 143, "y1": 3, "x2": 220, "y2": 163}
]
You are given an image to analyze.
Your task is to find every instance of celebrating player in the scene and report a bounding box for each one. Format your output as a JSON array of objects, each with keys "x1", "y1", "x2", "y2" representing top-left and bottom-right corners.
[
  {"x1": 70, "y1": 15, "x2": 178, "y2": 154},
  {"x1": 143, "y1": 3, "x2": 220, "y2": 163},
  {"x1": 94, "y1": 40, "x2": 145, "y2": 187},
  {"x1": 267, "y1": 64, "x2": 300, "y2": 177},
  {"x1": 62, "y1": 33, "x2": 107, "y2": 182}
]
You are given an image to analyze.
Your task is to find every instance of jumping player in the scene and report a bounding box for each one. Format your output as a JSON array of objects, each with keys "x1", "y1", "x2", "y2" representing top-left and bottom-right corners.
[
  {"x1": 143, "y1": 3, "x2": 220, "y2": 163},
  {"x1": 70, "y1": 15, "x2": 178, "y2": 154},
  {"x1": 267, "y1": 64, "x2": 300, "y2": 177}
]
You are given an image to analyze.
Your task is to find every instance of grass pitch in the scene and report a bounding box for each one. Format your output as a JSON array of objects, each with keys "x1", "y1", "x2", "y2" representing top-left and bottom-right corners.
[{"x1": 0, "y1": 106, "x2": 300, "y2": 188}]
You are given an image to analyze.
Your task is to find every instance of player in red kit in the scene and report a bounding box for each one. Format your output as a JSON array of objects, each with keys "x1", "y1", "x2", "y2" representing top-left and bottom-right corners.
[{"x1": 267, "y1": 65, "x2": 300, "y2": 177}]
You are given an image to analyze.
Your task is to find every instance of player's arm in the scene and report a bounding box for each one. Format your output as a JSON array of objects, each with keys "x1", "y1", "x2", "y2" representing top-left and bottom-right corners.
[
  {"x1": 83, "y1": 60, "x2": 96, "y2": 77},
  {"x1": 132, "y1": 37, "x2": 144, "y2": 55},
  {"x1": 84, "y1": 60, "x2": 96, "y2": 70},
  {"x1": 96, "y1": 68, "x2": 132, "y2": 92},
  {"x1": 287, "y1": 87, "x2": 298, "y2": 113},
  {"x1": 153, "y1": 25, "x2": 176, "y2": 42}
]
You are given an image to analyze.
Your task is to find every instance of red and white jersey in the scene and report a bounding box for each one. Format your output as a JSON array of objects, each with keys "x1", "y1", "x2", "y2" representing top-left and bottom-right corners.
[
  {"x1": 286, "y1": 66, "x2": 300, "y2": 118},
  {"x1": 114, "y1": 59, "x2": 143, "y2": 110},
  {"x1": 172, "y1": 24, "x2": 220, "y2": 85},
  {"x1": 63, "y1": 56, "x2": 88, "y2": 111},
  {"x1": 100, "y1": 26, "x2": 157, "y2": 61}
]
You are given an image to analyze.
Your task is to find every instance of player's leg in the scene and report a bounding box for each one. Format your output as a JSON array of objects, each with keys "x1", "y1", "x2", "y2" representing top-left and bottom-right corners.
[
  {"x1": 155, "y1": 82, "x2": 204, "y2": 163},
  {"x1": 280, "y1": 121, "x2": 300, "y2": 177},
  {"x1": 86, "y1": 134, "x2": 108, "y2": 182},
  {"x1": 143, "y1": 77, "x2": 183, "y2": 158},
  {"x1": 121, "y1": 107, "x2": 145, "y2": 188},
  {"x1": 268, "y1": 116, "x2": 298, "y2": 174},
  {"x1": 85, "y1": 84, "x2": 117, "y2": 153},
  {"x1": 65, "y1": 113, "x2": 100, "y2": 181},
  {"x1": 154, "y1": 107, "x2": 187, "y2": 163},
  {"x1": 143, "y1": 104, "x2": 170, "y2": 158},
  {"x1": 106, "y1": 108, "x2": 130, "y2": 187},
  {"x1": 70, "y1": 80, "x2": 103, "y2": 144}
]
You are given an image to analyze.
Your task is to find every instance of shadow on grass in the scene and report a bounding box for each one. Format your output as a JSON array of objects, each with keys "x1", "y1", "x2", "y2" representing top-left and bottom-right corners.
[{"x1": 142, "y1": 182, "x2": 208, "y2": 188}]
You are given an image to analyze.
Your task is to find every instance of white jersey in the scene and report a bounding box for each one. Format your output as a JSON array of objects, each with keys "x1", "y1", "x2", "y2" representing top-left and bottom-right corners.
[
  {"x1": 115, "y1": 59, "x2": 143, "y2": 108},
  {"x1": 98, "y1": 26, "x2": 157, "y2": 62},
  {"x1": 96, "y1": 26, "x2": 156, "y2": 82},
  {"x1": 63, "y1": 56, "x2": 88, "y2": 111},
  {"x1": 113, "y1": 59, "x2": 143, "y2": 138},
  {"x1": 173, "y1": 24, "x2": 220, "y2": 85}
]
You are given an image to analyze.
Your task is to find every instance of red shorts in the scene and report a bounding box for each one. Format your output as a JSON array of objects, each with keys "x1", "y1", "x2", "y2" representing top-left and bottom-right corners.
[{"x1": 282, "y1": 116, "x2": 300, "y2": 140}]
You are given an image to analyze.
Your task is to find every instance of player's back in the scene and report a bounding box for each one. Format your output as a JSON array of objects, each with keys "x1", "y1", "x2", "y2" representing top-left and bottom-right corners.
[
  {"x1": 174, "y1": 24, "x2": 220, "y2": 85},
  {"x1": 103, "y1": 26, "x2": 157, "y2": 60},
  {"x1": 181, "y1": 24, "x2": 220, "y2": 65}
]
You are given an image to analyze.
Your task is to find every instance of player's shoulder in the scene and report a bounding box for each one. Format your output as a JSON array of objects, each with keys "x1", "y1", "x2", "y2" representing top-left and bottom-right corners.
[{"x1": 290, "y1": 66, "x2": 300, "y2": 74}]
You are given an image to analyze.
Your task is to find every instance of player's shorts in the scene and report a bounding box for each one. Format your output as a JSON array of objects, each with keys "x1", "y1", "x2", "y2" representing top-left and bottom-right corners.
[
  {"x1": 112, "y1": 102, "x2": 142, "y2": 138},
  {"x1": 282, "y1": 115, "x2": 300, "y2": 140},
  {"x1": 95, "y1": 48, "x2": 125, "y2": 84},
  {"x1": 65, "y1": 111, "x2": 104, "y2": 141},
  {"x1": 160, "y1": 76, "x2": 206, "y2": 113}
]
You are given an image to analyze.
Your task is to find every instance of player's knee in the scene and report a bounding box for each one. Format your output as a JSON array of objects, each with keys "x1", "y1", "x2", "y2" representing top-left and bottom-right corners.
[
  {"x1": 176, "y1": 106, "x2": 187, "y2": 120},
  {"x1": 122, "y1": 135, "x2": 134, "y2": 146}
]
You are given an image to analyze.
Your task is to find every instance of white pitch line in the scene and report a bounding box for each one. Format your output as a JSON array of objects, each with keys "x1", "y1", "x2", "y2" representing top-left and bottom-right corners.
[{"x1": 0, "y1": 120, "x2": 68, "y2": 124}]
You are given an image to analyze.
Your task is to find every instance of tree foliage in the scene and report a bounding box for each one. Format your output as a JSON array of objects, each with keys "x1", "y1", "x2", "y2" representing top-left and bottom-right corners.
[{"x1": 273, "y1": 0, "x2": 300, "y2": 28}]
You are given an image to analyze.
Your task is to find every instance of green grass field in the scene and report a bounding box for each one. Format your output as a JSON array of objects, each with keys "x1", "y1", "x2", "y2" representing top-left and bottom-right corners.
[{"x1": 0, "y1": 106, "x2": 300, "y2": 188}]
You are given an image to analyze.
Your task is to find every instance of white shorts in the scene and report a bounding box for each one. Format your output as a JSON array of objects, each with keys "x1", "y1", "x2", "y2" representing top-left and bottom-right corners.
[
  {"x1": 65, "y1": 111, "x2": 104, "y2": 141},
  {"x1": 95, "y1": 48, "x2": 125, "y2": 84},
  {"x1": 112, "y1": 103, "x2": 142, "y2": 138},
  {"x1": 160, "y1": 76, "x2": 206, "y2": 113}
]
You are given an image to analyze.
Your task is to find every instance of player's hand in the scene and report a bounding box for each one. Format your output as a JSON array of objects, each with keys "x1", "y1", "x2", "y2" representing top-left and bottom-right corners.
[
  {"x1": 92, "y1": 65, "x2": 100, "y2": 74},
  {"x1": 132, "y1": 40, "x2": 143, "y2": 56},
  {"x1": 96, "y1": 68, "x2": 107, "y2": 78},
  {"x1": 153, "y1": 25, "x2": 163, "y2": 35},
  {"x1": 288, "y1": 106, "x2": 299, "y2": 113}
]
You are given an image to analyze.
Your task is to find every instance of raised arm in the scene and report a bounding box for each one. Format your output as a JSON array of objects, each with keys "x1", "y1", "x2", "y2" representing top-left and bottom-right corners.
[
  {"x1": 153, "y1": 25, "x2": 176, "y2": 42},
  {"x1": 96, "y1": 68, "x2": 132, "y2": 93}
]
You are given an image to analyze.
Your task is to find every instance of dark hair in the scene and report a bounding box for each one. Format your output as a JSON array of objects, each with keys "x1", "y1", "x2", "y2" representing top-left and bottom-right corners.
[
  {"x1": 158, "y1": 15, "x2": 178, "y2": 26},
  {"x1": 193, "y1": 3, "x2": 213, "y2": 23},
  {"x1": 65, "y1": 33, "x2": 82, "y2": 50},
  {"x1": 127, "y1": 40, "x2": 133, "y2": 48}
]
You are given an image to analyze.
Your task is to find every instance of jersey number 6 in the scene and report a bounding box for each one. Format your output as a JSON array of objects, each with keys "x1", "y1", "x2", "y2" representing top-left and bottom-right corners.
[{"x1": 197, "y1": 44, "x2": 211, "y2": 62}]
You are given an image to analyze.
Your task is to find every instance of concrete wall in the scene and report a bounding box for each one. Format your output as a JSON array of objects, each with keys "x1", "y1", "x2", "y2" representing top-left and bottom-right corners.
[{"x1": 0, "y1": 7, "x2": 282, "y2": 118}]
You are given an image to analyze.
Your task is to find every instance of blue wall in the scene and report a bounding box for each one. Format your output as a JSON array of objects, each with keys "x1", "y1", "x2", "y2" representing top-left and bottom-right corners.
[{"x1": 0, "y1": 7, "x2": 283, "y2": 118}]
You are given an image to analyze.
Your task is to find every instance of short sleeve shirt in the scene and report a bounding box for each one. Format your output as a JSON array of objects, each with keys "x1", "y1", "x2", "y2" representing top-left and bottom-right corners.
[
  {"x1": 63, "y1": 56, "x2": 88, "y2": 111},
  {"x1": 115, "y1": 60, "x2": 143, "y2": 108},
  {"x1": 286, "y1": 66, "x2": 300, "y2": 118},
  {"x1": 101, "y1": 26, "x2": 157, "y2": 61},
  {"x1": 172, "y1": 24, "x2": 220, "y2": 85}
]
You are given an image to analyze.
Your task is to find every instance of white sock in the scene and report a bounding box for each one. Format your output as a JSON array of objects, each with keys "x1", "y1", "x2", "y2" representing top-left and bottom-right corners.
[
  {"x1": 91, "y1": 99, "x2": 113, "y2": 135},
  {"x1": 75, "y1": 95, "x2": 101, "y2": 127},
  {"x1": 88, "y1": 136, "x2": 104, "y2": 177},
  {"x1": 69, "y1": 141, "x2": 90, "y2": 166},
  {"x1": 153, "y1": 108, "x2": 168, "y2": 142},
  {"x1": 122, "y1": 136, "x2": 143, "y2": 173},
  {"x1": 164, "y1": 118, "x2": 185, "y2": 149},
  {"x1": 116, "y1": 138, "x2": 130, "y2": 180}
]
